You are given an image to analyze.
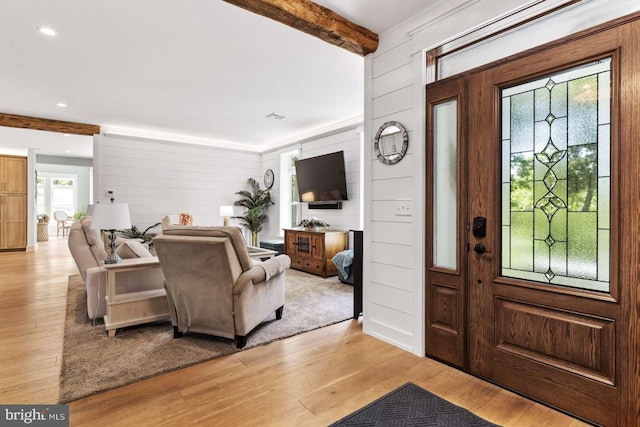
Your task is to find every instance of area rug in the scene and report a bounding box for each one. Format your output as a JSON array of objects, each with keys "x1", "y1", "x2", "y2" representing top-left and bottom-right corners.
[
  {"x1": 59, "y1": 268, "x2": 353, "y2": 403},
  {"x1": 329, "y1": 382, "x2": 500, "y2": 426}
]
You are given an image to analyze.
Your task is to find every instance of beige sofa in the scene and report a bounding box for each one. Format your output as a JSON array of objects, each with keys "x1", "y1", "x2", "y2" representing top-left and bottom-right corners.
[
  {"x1": 68, "y1": 217, "x2": 165, "y2": 320},
  {"x1": 154, "y1": 226, "x2": 291, "y2": 348}
]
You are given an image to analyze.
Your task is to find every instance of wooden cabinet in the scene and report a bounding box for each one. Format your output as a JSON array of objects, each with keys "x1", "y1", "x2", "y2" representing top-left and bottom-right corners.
[
  {"x1": 0, "y1": 156, "x2": 27, "y2": 193},
  {"x1": 284, "y1": 228, "x2": 347, "y2": 278},
  {"x1": 0, "y1": 155, "x2": 27, "y2": 250}
]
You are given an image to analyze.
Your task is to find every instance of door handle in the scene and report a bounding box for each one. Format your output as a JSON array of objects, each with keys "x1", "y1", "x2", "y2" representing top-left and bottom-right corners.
[{"x1": 473, "y1": 243, "x2": 492, "y2": 255}]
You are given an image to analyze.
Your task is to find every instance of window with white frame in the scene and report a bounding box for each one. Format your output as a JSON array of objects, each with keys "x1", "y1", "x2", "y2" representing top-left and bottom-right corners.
[
  {"x1": 279, "y1": 149, "x2": 300, "y2": 233},
  {"x1": 51, "y1": 177, "x2": 76, "y2": 217}
]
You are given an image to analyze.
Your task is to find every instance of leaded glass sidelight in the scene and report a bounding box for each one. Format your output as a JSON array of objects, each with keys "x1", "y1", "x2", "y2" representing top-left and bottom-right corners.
[{"x1": 501, "y1": 59, "x2": 611, "y2": 292}]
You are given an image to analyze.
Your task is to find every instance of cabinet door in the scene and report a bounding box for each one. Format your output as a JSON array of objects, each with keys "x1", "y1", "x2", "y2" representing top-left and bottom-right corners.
[
  {"x1": 310, "y1": 234, "x2": 324, "y2": 260},
  {"x1": 1, "y1": 193, "x2": 26, "y2": 248},
  {"x1": 285, "y1": 231, "x2": 297, "y2": 254},
  {"x1": 294, "y1": 233, "x2": 312, "y2": 257},
  {"x1": 0, "y1": 156, "x2": 27, "y2": 193}
]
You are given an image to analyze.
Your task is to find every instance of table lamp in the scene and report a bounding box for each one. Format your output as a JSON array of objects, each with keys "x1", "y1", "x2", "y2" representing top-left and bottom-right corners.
[
  {"x1": 91, "y1": 202, "x2": 131, "y2": 264},
  {"x1": 220, "y1": 205, "x2": 234, "y2": 226}
]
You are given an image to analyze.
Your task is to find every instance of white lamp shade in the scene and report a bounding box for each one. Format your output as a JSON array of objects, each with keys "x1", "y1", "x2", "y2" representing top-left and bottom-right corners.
[
  {"x1": 91, "y1": 203, "x2": 131, "y2": 230},
  {"x1": 85, "y1": 204, "x2": 95, "y2": 216},
  {"x1": 219, "y1": 205, "x2": 234, "y2": 217}
]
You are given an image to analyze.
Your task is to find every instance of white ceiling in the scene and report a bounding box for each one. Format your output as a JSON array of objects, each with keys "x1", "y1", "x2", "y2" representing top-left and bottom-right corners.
[{"x1": 0, "y1": 0, "x2": 438, "y2": 158}]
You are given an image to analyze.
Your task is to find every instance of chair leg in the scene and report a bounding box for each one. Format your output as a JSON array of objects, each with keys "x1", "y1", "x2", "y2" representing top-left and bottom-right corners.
[
  {"x1": 235, "y1": 335, "x2": 247, "y2": 349},
  {"x1": 275, "y1": 305, "x2": 284, "y2": 320},
  {"x1": 173, "y1": 326, "x2": 183, "y2": 338}
]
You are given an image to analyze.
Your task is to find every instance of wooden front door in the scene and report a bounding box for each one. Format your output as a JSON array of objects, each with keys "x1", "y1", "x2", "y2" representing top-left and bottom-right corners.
[{"x1": 426, "y1": 17, "x2": 639, "y2": 426}]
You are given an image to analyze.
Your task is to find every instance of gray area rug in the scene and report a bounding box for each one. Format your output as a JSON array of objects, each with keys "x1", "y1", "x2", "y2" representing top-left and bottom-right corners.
[
  {"x1": 59, "y1": 268, "x2": 352, "y2": 403},
  {"x1": 330, "y1": 383, "x2": 500, "y2": 427}
]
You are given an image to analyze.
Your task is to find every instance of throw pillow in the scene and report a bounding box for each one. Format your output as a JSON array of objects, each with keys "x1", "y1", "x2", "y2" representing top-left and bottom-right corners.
[
  {"x1": 179, "y1": 212, "x2": 192, "y2": 226},
  {"x1": 116, "y1": 240, "x2": 153, "y2": 259}
]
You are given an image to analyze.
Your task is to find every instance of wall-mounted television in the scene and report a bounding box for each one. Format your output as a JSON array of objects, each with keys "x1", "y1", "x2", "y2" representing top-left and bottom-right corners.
[{"x1": 295, "y1": 151, "x2": 348, "y2": 208}]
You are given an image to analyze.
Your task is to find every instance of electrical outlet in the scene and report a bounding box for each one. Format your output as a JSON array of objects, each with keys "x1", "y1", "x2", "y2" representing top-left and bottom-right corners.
[{"x1": 395, "y1": 199, "x2": 412, "y2": 216}]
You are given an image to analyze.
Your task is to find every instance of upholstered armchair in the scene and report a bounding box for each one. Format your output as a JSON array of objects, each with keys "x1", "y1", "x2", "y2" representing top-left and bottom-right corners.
[
  {"x1": 153, "y1": 226, "x2": 291, "y2": 348},
  {"x1": 68, "y1": 217, "x2": 165, "y2": 320}
]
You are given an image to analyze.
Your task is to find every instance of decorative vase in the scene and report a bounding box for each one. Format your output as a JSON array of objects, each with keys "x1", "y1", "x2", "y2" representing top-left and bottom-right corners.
[{"x1": 251, "y1": 230, "x2": 259, "y2": 246}]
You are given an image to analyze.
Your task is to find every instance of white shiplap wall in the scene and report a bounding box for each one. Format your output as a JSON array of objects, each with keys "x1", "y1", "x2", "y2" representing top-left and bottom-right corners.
[
  {"x1": 260, "y1": 126, "x2": 363, "y2": 240},
  {"x1": 298, "y1": 128, "x2": 362, "y2": 232},
  {"x1": 364, "y1": 34, "x2": 418, "y2": 352},
  {"x1": 362, "y1": 0, "x2": 640, "y2": 355},
  {"x1": 94, "y1": 127, "x2": 362, "y2": 244},
  {"x1": 94, "y1": 134, "x2": 261, "y2": 231}
]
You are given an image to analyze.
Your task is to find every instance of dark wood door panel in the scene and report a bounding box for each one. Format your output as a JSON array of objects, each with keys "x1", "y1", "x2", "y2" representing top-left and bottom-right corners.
[
  {"x1": 426, "y1": 281, "x2": 464, "y2": 367},
  {"x1": 491, "y1": 350, "x2": 618, "y2": 427},
  {"x1": 494, "y1": 297, "x2": 615, "y2": 384}
]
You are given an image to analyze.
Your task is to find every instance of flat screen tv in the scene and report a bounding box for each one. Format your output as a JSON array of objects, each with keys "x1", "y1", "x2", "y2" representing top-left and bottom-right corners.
[{"x1": 295, "y1": 151, "x2": 348, "y2": 204}]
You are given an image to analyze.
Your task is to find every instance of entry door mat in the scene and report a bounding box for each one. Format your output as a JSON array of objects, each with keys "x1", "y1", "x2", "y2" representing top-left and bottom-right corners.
[{"x1": 329, "y1": 382, "x2": 500, "y2": 426}]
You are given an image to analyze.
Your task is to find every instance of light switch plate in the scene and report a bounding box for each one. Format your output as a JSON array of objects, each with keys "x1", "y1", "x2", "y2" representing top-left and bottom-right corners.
[{"x1": 395, "y1": 199, "x2": 412, "y2": 216}]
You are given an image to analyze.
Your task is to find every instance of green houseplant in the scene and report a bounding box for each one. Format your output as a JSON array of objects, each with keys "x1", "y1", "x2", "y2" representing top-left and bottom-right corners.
[
  {"x1": 298, "y1": 216, "x2": 330, "y2": 229},
  {"x1": 233, "y1": 177, "x2": 274, "y2": 246},
  {"x1": 119, "y1": 222, "x2": 161, "y2": 248}
]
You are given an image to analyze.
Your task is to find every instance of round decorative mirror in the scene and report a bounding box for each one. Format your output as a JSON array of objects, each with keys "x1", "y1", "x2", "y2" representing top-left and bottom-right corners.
[{"x1": 373, "y1": 121, "x2": 408, "y2": 165}]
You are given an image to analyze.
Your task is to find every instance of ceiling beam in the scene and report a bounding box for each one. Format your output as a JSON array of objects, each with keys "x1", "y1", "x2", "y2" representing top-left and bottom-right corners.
[
  {"x1": 0, "y1": 113, "x2": 100, "y2": 136},
  {"x1": 222, "y1": 0, "x2": 379, "y2": 56}
]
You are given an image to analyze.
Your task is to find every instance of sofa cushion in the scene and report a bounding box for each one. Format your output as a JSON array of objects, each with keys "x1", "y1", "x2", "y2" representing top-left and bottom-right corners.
[{"x1": 116, "y1": 240, "x2": 154, "y2": 259}]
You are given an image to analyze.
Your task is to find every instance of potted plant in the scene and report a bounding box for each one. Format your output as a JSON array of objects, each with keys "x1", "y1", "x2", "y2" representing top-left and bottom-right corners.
[
  {"x1": 233, "y1": 177, "x2": 274, "y2": 246},
  {"x1": 298, "y1": 216, "x2": 330, "y2": 230},
  {"x1": 119, "y1": 222, "x2": 161, "y2": 249}
]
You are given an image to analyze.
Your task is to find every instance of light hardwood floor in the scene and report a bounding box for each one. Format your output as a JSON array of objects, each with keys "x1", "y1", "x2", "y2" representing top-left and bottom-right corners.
[{"x1": 0, "y1": 238, "x2": 589, "y2": 426}]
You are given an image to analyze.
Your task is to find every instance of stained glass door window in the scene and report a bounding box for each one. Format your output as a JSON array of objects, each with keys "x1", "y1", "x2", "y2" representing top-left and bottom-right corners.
[{"x1": 501, "y1": 58, "x2": 611, "y2": 292}]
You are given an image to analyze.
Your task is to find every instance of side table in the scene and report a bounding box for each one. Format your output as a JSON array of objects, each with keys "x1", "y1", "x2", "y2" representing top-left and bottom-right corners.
[
  {"x1": 37, "y1": 222, "x2": 49, "y2": 242},
  {"x1": 248, "y1": 246, "x2": 278, "y2": 260},
  {"x1": 102, "y1": 257, "x2": 169, "y2": 337}
]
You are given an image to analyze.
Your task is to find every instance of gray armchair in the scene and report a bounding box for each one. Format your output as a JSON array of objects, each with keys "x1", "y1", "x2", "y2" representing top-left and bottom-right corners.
[{"x1": 153, "y1": 226, "x2": 291, "y2": 348}]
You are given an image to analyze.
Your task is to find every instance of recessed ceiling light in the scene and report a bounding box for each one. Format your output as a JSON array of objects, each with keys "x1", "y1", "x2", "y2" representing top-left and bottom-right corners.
[
  {"x1": 56, "y1": 102, "x2": 67, "y2": 108},
  {"x1": 63, "y1": 133, "x2": 71, "y2": 137},
  {"x1": 37, "y1": 26, "x2": 57, "y2": 36},
  {"x1": 266, "y1": 112, "x2": 286, "y2": 120}
]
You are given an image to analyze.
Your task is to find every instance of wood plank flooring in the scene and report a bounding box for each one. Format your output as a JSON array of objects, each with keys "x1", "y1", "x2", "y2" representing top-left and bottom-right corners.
[{"x1": 0, "y1": 238, "x2": 589, "y2": 426}]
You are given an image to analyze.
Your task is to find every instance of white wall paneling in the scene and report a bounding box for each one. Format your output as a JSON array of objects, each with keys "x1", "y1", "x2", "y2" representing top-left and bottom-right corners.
[
  {"x1": 364, "y1": 21, "x2": 416, "y2": 350},
  {"x1": 94, "y1": 134, "x2": 261, "y2": 231},
  {"x1": 370, "y1": 262, "x2": 413, "y2": 293},
  {"x1": 361, "y1": 0, "x2": 640, "y2": 358},
  {"x1": 370, "y1": 242, "x2": 413, "y2": 269},
  {"x1": 295, "y1": 127, "x2": 362, "y2": 233},
  {"x1": 370, "y1": 282, "x2": 413, "y2": 315},
  {"x1": 94, "y1": 124, "x2": 363, "y2": 244},
  {"x1": 258, "y1": 148, "x2": 284, "y2": 241}
]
